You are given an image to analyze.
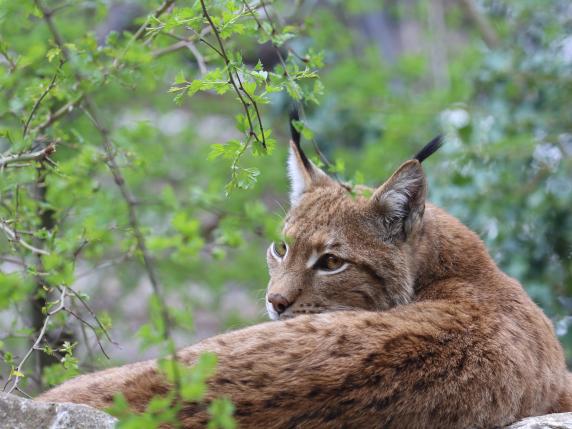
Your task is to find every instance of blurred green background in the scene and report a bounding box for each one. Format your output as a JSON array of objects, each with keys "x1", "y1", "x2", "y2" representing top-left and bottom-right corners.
[{"x1": 0, "y1": 0, "x2": 571, "y2": 396}]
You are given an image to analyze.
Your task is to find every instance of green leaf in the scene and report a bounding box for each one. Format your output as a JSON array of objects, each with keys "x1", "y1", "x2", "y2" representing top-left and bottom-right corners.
[
  {"x1": 46, "y1": 47, "x2": 61, "y2": 62},
  {"x1": 208, "y1": 398, "x2": 236, "y2": 429},
  {"x1": 174, "y1": 70, "x2": 186, "y2": 84}
]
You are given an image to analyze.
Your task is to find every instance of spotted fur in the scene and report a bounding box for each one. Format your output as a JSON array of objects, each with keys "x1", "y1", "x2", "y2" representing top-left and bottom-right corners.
[{"x1": 38, "y1": 138, "x2": 572, "y2": 428}]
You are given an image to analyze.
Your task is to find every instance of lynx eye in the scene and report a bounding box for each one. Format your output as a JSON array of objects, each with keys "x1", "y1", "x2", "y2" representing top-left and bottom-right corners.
[
  {"x1": 314, "y1": 254, "x2": 345, "y2": 272},
  {"x1": 272, "y1": 241, "x2": 288, "y2": 259}
]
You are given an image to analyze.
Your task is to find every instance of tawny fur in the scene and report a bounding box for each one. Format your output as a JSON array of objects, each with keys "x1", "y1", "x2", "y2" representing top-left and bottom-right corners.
[{"x1": 37, "y1": 143, "x2": 572, "y2": 428}]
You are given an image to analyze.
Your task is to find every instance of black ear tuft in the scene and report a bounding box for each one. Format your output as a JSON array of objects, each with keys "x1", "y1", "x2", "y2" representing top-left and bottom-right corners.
[
  {"x1": 413, "y1": 135, "x2": 443, "y2": 163},
  {"x1": 288, "y1": 106, "x2": 312, "y2": 171},
  {"x1": 289, "y1": 106, "x2": 301, "y2": 146}
]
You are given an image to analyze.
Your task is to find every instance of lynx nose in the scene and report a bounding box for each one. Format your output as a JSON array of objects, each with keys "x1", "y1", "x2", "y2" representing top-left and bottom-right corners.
[{"x1": 268, "y1": 293, "x2": 290, "y2": 315}]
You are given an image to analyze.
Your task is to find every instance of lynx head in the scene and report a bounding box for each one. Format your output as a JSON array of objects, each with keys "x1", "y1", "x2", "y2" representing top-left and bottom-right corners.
[{"x1": 265, "y1": 117, "x2": 441, "y2": 320}]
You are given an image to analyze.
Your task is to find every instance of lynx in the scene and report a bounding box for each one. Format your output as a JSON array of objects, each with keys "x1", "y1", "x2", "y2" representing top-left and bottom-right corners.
[{"x1": 37, "y1": 121, "x2": 572, "y2": 428}]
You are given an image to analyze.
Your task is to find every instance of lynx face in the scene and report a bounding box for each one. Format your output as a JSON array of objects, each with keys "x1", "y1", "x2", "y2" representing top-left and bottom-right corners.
[{"x1": 265, "y1": 137, "x2": 430, "y2": 320}]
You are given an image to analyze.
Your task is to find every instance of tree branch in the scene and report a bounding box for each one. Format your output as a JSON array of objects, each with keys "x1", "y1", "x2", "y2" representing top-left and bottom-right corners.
[
  {"x1": 22, "y1": 64, "x2": 61, "y2": 138},
  {"x1": 0, "y1": 45, "x2": 17, "y2": 72},
  {"x1": 152, "y1": 39, "x2": 208, "y2": 75},
  {"x1": 30, "y1": 0, "x2": 176, "y2": 133},
  {"x1": 65, "y1": 307, "x2": 110, "y2": 360},
  {"x1": 33, "y1": 0, "x2": 180, "y2": 391},
  {"x1": 109, "y1": 0, "x2": 176, "y2": 70},
  {"x1": 240, "y1": 0, "x2": 332, "y2": 168},
  {"x1": 0, "y1": 219, "x2": 50, "y2": 256},
  {"x1": 199, "y1": 0, "x2": 266, "y2": 149},
  {"x1": 0, "y1": 143, "x2": 56, "y2": 169},
  {"x1": 32, "y1": 95, "x2": 84, "y2": 134},
  {"x1": 3, "y1": 288, "x2": 67, "y2": 393}
]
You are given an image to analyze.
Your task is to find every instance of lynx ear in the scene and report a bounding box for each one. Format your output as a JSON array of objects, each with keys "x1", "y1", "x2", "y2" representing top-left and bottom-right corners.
[
  {"x1": 287, "y1": 112, "x2": 332, "y2": 206},
  {"x1": 370, "y1": 160, "x2": 427, "y2": 241}
]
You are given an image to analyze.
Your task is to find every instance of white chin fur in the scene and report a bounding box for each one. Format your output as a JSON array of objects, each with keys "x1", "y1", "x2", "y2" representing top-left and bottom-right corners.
[{"x1": 266, "y1": 297, "x2": 279, "y2": 321}]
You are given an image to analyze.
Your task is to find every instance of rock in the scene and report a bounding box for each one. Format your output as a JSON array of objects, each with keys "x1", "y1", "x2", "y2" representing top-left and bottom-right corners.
[
  {"x1": 506, "y1": 412, "x2": 572, "y2": 428},
  {"x1": 0, "y1": 392, "x2": 116, "y2": 429},
  {"x1": 1, "y1": 391, "x2": 570, "y2": 428}
]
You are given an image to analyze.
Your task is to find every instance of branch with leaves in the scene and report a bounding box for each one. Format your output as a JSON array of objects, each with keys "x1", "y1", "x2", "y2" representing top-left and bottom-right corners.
[
  {"x1": 164, "y1": 0, "x2": 322, "y2": 193},
  {"x1": 200, "y1": 0, "x2": 267, "y2": 148},
  {"x1": 3, "y1": 287, "x2": 66, "y2": 394},
  {"x1": 32, "y1": 0, "x2": 183, "y2": 395},
  {"x1": 0, "y1": 143, "x2": 56, "y2": 170},
  {"x1": 0, "y1": 2, "x2": 319, "y2": 423},
  {"x1": 0, "y1": 219, "x2": 49, "y2": 256}
]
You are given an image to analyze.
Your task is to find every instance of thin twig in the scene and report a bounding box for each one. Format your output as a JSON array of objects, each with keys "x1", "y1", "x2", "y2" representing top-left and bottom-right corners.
[
  {"x1": 32, "y1": 96, "x2": 84, "y2": 134},
  {"x1": 186, "y1": 41, "x2": 208, "y2": 74},
  {"x1": 152, "y1": 40, "x2": 188, "y2": 57},
  {"x1": 30, "y1": 0, "x2": 176, "y2": 132},
  {"x1": 0, "y1": 143, "x2": 56, "y2": 170},
  {"x1": 199, "y1": 0, "x2": 266, "y2": 148},
  {"x1": 131, "y1": 0, "x2": 176, "y2": 43},
  {"x1": 0, "y1": 46, "x2": 17, "y2": 72},
  {"x1": 0, "y1": 256, "x2": 26, "y2": 266},
  {"x1": 241, "y1": 0, "x2": 331, "y2": 168},
  {"x1": 65, "y1": 285, "x2": 115, "y2": 346},
  {"x1": 14, "y1": 386, "x2": 33, "y2": 399},
  {"x1": 36, "y1": 0, "x2": 169, "y2": 342},
  {"x1": 4, "y1": 288, "x2": 67, "y2": 393},
  {"x1": 152, "y1": 39, "x2": 208, "y2": 74},
  {"x1": 23, "y1": 63, "x2": 62, "y2": 138},
  {"x1": 242, "y1": 0, "x2": 289, "y2": 74},
  {"x1": 80, "y1": 102, "x2": 178, "y2": 387},
  {"x1": 0, "y1": 219, "x2": 50, "y2": 255},
  {"x1": 75, "y1": 253, "x2": 130, "y2": 280},
  {"x1": 109, "y1": 0, "x2": 176, "y2": 70},
  {"x1": 65, "y1": 307, "x2": 110, "y2": 359},
  {"x1": 33, "y1": 0, "x2": 186, "y2": 394}
]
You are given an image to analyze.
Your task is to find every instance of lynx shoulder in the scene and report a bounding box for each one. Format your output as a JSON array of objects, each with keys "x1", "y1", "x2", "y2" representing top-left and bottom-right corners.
[{"x1": 38, "y1": 128, "x2": 572, "y2": 428}]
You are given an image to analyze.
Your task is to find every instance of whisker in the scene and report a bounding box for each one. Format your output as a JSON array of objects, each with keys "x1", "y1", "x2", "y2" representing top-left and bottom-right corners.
[{"x1": 274, "y1": 199, "x2": 288, "y2": 216}]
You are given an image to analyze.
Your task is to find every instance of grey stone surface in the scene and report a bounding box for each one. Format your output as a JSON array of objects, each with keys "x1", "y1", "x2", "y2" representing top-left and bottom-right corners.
[
  {"x1": 0, "y1": 393, "x2": 116, "y2": 429},
  {"x1": 506, "y1": 412, "x2": 572, "y2": 428},
  {"x1": 1, "y1": 391, "x2": 571, "y2": 428}
]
